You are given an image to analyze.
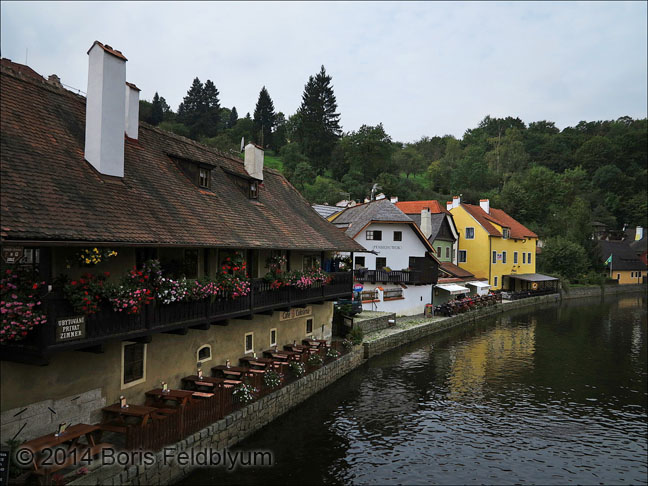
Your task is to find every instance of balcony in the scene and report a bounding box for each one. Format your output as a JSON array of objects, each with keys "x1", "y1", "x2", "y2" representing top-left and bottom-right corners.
[
  {"x1": 0, "y1": 272, "x2": 352, "y2": 365},
  {"x1": 354, "y1": 268, "x2": 436, "y2": 285}
]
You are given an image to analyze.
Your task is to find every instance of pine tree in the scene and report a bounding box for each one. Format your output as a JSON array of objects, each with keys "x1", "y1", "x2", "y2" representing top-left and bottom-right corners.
[
  {"x1": 295, "y1": 65, "x2": 342, "y2": 173},
  {"x1": 253, "y1": 87, "x2": 277, "y2": 149},
  {"x1": 229, "y1": 107, "x2": 239, "y2": 128},
  {"x1": 177, "y1": 78, "x2": 221, "y2": 139},
  {"x1": 202, "y1": 80, "x2": 221, "y2": 137},
  {"x1": 151, "y1": 92, "x2": 163, "y2": 126}
]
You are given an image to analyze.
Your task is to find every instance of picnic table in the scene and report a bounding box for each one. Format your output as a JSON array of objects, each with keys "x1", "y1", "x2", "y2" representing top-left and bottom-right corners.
[
  {"x1": 20, "y1": 424, "x2": 110, "y2": 478},
  {"x1": 145, "y1": 389, "x2": 194, "y2": 408},
  {"x1": 284, "y1": 344, "x2": 317, "y2": 357},
  {"x1": 263, "y1": 348, "x2": 301, "y2": 362},
  {"x1": 303, "y1": 338, "x2": 328, "y2": 348},
  {"x1": 212, "y1": 365, "x2": 252, "y2": 379},
  {"x1": 101, "y1": 404, "x2": 160, "y2": 433},
  {"x1": 182, "y1": 375, "x2": 241, "y2": 391}
]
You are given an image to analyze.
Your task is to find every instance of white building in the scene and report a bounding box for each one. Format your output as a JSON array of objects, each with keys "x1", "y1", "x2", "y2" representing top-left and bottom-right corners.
[{"x1": 330, "y1": 199, "x2": 440, "y2": 316}]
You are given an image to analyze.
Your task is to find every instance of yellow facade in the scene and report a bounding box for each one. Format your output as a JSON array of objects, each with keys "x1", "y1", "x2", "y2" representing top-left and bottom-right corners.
[
  {"x1": 610, "y1": 269, "x2": 646, "y2": 285},
  {"x1": 450, "y1": 205, "x2": 537, "y2": 289}
]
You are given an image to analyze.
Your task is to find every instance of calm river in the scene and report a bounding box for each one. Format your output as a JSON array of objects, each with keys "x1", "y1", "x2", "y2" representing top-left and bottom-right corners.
[{"x1": 181, "y1": 294, "x2": 647, "y2": 485}]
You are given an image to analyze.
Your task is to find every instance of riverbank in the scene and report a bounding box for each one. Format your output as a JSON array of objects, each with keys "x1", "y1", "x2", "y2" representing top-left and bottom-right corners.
[{"x1": 68, "y1": 284, "x2": 645, "y2": 486}]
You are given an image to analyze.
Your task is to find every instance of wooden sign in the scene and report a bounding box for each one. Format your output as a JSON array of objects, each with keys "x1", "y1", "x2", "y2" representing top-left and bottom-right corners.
[
  {"x1": 55, "y1": 316, "x2": 86, "y2": 342},
  {"x1": 279, "y1": 306, "x2": 313, "y2": 321},
  {"x1": 1, "y1": 247, "x2": 24, "y2": 264}
]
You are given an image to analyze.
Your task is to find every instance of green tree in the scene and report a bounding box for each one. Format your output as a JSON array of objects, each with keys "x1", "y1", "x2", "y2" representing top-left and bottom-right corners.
[
  {"x1": 574, "y1": 136, "x2": 618, "y2": 174},
  {"x1": 292, "y1": 162, "x2": 316, "y2": 191},
  {"x1": 538, "y1": 236, "x2": 589, "y2": 281},
  {"x1": 253, "y1": 86, "x2": 277, "y2": 149},
  {"x1": 302, "y1": 176, "x2": 345, "y2": 204},
  {"x1": 393, "y1": 145, "x2": 426, "y2": 178},
  {"x1": 294, "y1": 66, "x2": 342, "y2": 173},
  {"x1": 177, "y1": 77, "x2": 220, "y2": 139},
  {"x1": 151, "y1": 92, "x2": 164, "y2": 126},
  {"x1": 228, "y1": 107, "x2": 239, "y2": 129}
]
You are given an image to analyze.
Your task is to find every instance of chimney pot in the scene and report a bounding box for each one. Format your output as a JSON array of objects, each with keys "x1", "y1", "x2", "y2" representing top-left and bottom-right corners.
[
  {"x1": 480, "y1": 199, "x2": 490, "y2": 214},
  {"x1": 125, "y1": 82, "x2": 140, "y2": 140},
  {"x1": 244, "y1": 143, "x2": 264, "y2": 181},
  {"x1": 452, "y1": 195, "x2": 461, "y2": 208},
  {"x1": 420, "y1": 208, "x2": 432, "y2": 239}
]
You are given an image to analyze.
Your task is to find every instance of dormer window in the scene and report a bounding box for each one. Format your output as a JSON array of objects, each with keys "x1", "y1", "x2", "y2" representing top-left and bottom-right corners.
[
  {"x1": 502, "y1": 228, "x2": 510, "y2": 239},
  {"x1": 199, "y1": 168, "x2": 210, "y2": 188},
  {"x1": 249, "y1": 180, "x2": 259, "y2": 199}
]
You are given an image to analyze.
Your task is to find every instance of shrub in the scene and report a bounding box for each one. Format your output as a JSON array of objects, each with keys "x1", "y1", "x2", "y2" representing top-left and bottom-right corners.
[
  {"x1": 232, "y1": 382, "x2": 257, "y2": 404},
  {"x1": 341, "y1": 338, "x2": 353, "y2": 350},
  {"x1": 263, "y1": 369, "x2": 282, "y2": 388},
  {"x1": 289, "y1": 361, "x2": 305, "y2": 377},
  {"x1": 348, "y1": 326, "x2": 364, "y2": 345},
  {"x1": 326, "y1": 347, "x2": 340, "y2": 359},
  {"x1": 63, "y1": 272, "x2": 108, "y2": 315},
  {"x1": 307, "y1": 354, "x2": 323, "y2": 366}
]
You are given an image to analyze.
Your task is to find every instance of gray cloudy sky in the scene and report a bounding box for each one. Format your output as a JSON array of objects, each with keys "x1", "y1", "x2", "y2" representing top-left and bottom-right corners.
[{"x1": 1, "y1": 1, "x2": 646, "y2": 142}]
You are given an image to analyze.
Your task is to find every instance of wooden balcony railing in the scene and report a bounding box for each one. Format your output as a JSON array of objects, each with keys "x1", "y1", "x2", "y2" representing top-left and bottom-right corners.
[
  {"x1": 353, "y1": 269, "x2": 433, "y2": 284},
  {"x1": 0, "y1": 272, "x2": 353, "y2": 365}
]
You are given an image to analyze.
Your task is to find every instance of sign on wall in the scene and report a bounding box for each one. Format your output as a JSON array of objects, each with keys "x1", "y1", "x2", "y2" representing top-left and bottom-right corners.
[
  {"x1": 279, "y1": 306, "x2": 313, "y2": 321},
  {"x1": 56, "y1": 316, "x2": 86, "y2": 342},
  {"x1": 1, "y1": 246, "x2": 24, "y2": 264}
]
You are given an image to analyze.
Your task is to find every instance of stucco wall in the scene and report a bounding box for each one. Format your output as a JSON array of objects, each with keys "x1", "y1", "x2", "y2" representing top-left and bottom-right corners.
[{"x1": 353, "y1": 222, "x2": 427, "y2": 271}]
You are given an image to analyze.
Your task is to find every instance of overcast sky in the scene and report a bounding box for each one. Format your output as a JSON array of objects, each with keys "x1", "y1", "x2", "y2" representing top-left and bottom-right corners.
[{"x1": 1, "y1": 1, "x2": 646, "y2": 142}]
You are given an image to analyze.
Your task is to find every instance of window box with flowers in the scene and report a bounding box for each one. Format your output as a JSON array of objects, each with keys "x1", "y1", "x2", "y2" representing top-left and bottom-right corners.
[{"x1": 0, "y1": 268, "x2": 47, "y2": 344}]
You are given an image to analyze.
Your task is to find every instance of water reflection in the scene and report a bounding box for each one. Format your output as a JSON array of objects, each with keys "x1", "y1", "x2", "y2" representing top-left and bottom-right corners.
[{"x1": 181, "y1": 295, "x2": 647, "y2": 485}]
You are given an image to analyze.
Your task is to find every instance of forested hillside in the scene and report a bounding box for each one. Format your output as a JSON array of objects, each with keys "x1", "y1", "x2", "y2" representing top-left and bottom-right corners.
[{"x1": 139, "y1": 69, "x2": 647, "y2": 281}]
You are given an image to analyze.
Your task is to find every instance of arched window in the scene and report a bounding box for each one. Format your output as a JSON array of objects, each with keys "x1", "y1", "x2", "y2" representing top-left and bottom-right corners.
[{"x1": 197, "y1": 345, "x2": 212, "y2": 364}]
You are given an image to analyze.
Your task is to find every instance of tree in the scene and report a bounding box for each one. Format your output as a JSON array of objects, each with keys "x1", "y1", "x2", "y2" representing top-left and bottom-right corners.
[
  {"x1": 393, "y1": 145, "x2": 426, "y2": 179},
  {"x1": 336, "y1": 124, "x2": 393, "y2": 182},
  {"x1": 574, "y1": 136, "x2": 618, "y2": 174},
  {"x1": 228, "y1": 107, "x2": 239, "y2": 129},
  {"x1": 151, "y1": 92, "x2": 164, "y2": 126},
  {"x1": 292, "y1": 162, "x2": 316, "y2": 191},
  {"x1": 294, "y1": 65, "x2": 342, "y2": 173},
  {"x1": 253, "y1": 87, "x2": 277, "y2": 149},
  {"x1": 538, "y1": 236, "x2": 589, "y2": 281},
  {"x1": 177, "y1": 77, "x2": 220, "y2": 140},
  {"x1": 302, "y1": 176, "x2": 345, "y2": 204}
]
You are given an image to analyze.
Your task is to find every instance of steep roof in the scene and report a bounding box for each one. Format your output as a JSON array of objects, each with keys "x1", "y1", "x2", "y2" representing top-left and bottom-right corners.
[
  {"x1": 440, "y1": 262, "x2": 474, "y2": 279},
  {"x1": 460, "y1": 203, "x2": 537, "y2": 239},
  {"x1": 0, "y1": 63, "x2": 364, "y2": 252},
  {"x1": 312, "y1": 204, "x2": 344, "y2": 220},
  {"x1": 332, "y1": 199, "x2": 413, "y2": 238},
  {"x1": 598, "y1": 240, "x2": 647, "y2": 271},
  {"x1": 395, "y1": 200, "x2": 449, "y2": 215},
  {"x1": 408, "y1": 213, "x2": 450, "y2": 242}
]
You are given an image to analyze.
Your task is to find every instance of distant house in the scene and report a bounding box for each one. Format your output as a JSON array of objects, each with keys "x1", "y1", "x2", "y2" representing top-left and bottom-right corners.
[
  {"x1": 331, "y1": 199, "x2": 440, "y2": 316},
  {"x1": 625, "y1": 226, "x2": 647, "y2": 266},
  {"x1": 395, "y1": 200, "x2": 459, "y2": 264},
  {"x1": 598, "y1": 240, "x2": 647, "y2": 284},
  {"x1": 448, "y1": 196, "x2": 552, "y2": 291}
]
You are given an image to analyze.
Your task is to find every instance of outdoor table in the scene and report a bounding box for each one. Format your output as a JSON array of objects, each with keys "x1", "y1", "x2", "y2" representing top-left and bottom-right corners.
[
  {"x1": 20, "y1": 424, "x2": 108, "y2": 477},
  {"x1": 302, "y1": 338, "x2": 327, "y2": 347},
  {"x1": 239, "y1": 356, "x2": 275, "y2": 369},
  {"x1": 263, "y1": 348, "x2": 299, "y2": 361},
  {"x1": 145, "y1": 389, "x2": 194, "y2": 408},
  {"x1": 101, "y1": 404, "x2": 159, "y2": 433},
  {"x1": 182, "y1": 375, "x2": 242, "y2": 390},
  {"x1": 212, "y1": 365, "x2": 251, "y2": 379}
]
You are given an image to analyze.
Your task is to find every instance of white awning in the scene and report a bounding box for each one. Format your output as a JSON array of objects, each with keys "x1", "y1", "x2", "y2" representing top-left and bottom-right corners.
[
  {"x1": 436, "y1": 283, "x2": 470, "y2": 295},
  {"x1": 467, "y1": 281, "x2": 491, "y2": 288}
]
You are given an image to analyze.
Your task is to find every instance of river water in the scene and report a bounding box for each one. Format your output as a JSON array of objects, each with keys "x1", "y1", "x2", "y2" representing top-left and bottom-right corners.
[{"x1": 181, "y1": 294, "x2": 647, "y2": 485}]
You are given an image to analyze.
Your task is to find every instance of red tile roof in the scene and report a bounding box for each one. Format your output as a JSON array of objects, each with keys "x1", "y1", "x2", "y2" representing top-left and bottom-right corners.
[
  {"x1": 395, "y1": 200, "x2": 449, "y2": 215},
  {"x1": 460, "y1": 204, "x2": 537, "y2": 239},
  {"x1": 0, "y1": 63, "x2": 364, "y2": 252},
  {"x1": 440, "y1": 262, "x2": 474, "y2": 278},
  {"x1": 88, "y1": 41, "x2": 128, "y2": 61}
]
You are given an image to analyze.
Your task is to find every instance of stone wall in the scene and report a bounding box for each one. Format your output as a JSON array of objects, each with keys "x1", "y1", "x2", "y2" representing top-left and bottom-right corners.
[
  {"x1": 353, "y1": 312, "x2": 396, "y2": 333},
  {"x1": 68, "y1": 348, "x2": 365, "y2": 486}
]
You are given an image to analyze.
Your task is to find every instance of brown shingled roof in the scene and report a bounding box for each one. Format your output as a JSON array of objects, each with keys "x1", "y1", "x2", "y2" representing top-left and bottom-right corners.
[
  {"x1": 0, "y1": 63, "x2": 364, "y2": 252},
  {"x1": 88, "y1": 41, "x2": 128, "y2": 61},
  {"x1": 461, "y1": 203, "x2": 537, "y2": 239}
]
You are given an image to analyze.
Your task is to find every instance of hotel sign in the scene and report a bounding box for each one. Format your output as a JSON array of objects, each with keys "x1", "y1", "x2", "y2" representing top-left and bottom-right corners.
[
  {"x1": 279, "y1": 306, "x2": 313, "y2": 321},
  {"x1": 1, "y1": 246, "x2": 24, "y2": 264},
  {"x1": 56, "y1": 316, "x2": 86, "y2": 342}
]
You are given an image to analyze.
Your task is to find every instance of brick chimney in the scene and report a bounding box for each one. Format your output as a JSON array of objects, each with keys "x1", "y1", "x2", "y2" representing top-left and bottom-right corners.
[
  {"x1": 244, "y1": 143, "x2": 264, "y2": 181},
  {"x1": 85, "y1": 41, "x2": 127, "y2": 177},
  {"x1": 125, "y1": 82, "x2": 140, "y2": 140},
  {"x1": 480, "y1": 198, "x2": 490, "y2": 214}
]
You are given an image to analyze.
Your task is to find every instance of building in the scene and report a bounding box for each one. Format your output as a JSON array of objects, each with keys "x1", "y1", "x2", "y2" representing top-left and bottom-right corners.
[
  {"x1": 0, "y1": 44, "x2": 364, "y2": 441},
  {"x1": 598, "y1": 240, "x2": 647, "y2": 284},
  {"x1": 395, "y1": 200, "x2": 459, "y2": 264},
  {"x1": 330, "y1": 199, "x2": 439, "y2": 316},
  {"x1": 626, "y1": 226, "x2": 647, "y2": 266},
  {"x1": 448, "y1": 196, "x2": 541, "y2": 290}
]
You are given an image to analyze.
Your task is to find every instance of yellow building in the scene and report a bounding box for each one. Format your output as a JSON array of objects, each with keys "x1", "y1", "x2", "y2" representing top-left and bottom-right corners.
[
  {"x1": 598, "y1": 240, "x2": 647, "y2": 284},
  {"x1": 449, "y1": 197, "x2": 538, "y2": 290}
]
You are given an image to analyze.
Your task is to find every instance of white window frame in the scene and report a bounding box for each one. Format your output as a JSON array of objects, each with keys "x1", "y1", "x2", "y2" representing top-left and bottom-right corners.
[
  {"x1": 306, "y1": 318, "x2": 313, "y2": 336},
  {"x1": 527, "y1": 252, "x2": 532, "y2": 265},
  {"x1": 458, "y1": 250, "x2": 467, "y2": 263},
  {"x1": 270, "y1": 328, "x2": 277, "y2": 347},
  {"x1": 502, "y1": 228, "x2": 510, "y2": 239},
  {"x1": 244, "y1": 332, "x2": 254, "y2": 354},
  {"x1": 494, "y1": 276, "x2": 498, "y2": 287},
  {"x1": 492, "y1": 251, "x2": 497, "y2": 264},
  {"x1": 502, "y1": 251, "x2": 507, "y2": 264},
  {"x1": 523, "y1": 253, "x2": 526, "y2": 264},
  {"x1": 465, "y1": 227, "x2": 475, "y2": 239},
  {"x1": 196, "y1": 344, "x2": 212, "y2": 365},
  {"x1": 121, "y1": 342, "x2": 147, "y2": 390},
  {"x1": 393, "y1": 231, "x2": 402, "y2": 242},
  {"x1": 514, "y1": 252, "x2": 518, "y2": 264}
]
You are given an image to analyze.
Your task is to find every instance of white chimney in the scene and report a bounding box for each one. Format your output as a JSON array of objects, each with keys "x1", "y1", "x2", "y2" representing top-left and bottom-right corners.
[
  {"x1": 85, "y1": 41, "x2": 127, "y2": 177},
  {"x1": 125, "y1": 82, "x2": 140, "y2": 140},
  {"x1": 480, "y1": 198, "x2": 490, "y2": 214},
  {"x1": 446, "y1": 201, "x2": 453, "y2": 211},
  {"x1": 244, "y1": 143, "x2": 264, "y2": 181},
  {"x1": 390, "y1": 196, "x2": 398, "y2": 203},
  {"x1": 420, "y1": 208, "x2": 432, "y2": 239},
  {"x1": 636, "y1": 226, "x2": 644, "y2": 241},
  {"x1": 452, "y1": 195, "x2": 461, "y2": 208}
]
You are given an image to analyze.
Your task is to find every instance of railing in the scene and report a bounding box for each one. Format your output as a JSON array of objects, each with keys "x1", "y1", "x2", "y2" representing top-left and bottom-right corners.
[
  {"x1": 354, "y1": 269, "x2": 429, "y2": 284},
  {"x1": 0, "y1": 272, "x2": 353, "y2": 364}
]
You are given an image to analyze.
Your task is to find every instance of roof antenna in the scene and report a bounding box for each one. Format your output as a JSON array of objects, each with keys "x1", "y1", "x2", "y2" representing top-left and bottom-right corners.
[{"x1": 370, "y1": 183, "x2": 382, "y2": 201}]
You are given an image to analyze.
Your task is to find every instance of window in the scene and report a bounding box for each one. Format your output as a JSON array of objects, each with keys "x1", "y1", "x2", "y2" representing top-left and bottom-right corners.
[
  {"x1": 306, "y1": 319, "x2": 313, "y2": 335},
  {"x1": 355, "y1": 256, "x2": 366, "y2": 268},
  {"x1": 184, "y1": 249, "x2": 199, "y2": 279},
  {"x1": 502, "y1": 251, "x2": 507, "y2": 264},
  {"x1": 122, "y1": 342, "x2": 146, "y2": 388},
  {"x1": 270, "y1": 328, "x2": 277, "y2": 347},
  {"x1": 466, "y1": 227, "x2": 475, "y2": 239},
  {"x1": 514, "y1": 252, "x2": 518, "y2": 264},
  {"x1": 366, "y1": 230, "x2": 382, "y2": 241},
  {"x1": 249, "y1": 180, "x2": 259, "y2": 199},
  {"x1": 616, "y1": 273, "x2": 620, "y2": 280},
  {"x1": 492, "y1": 251, "x2": 497, "y2": 264},
  {"x1": 376, "y1": 257, "x2": 387, "y2": 270},
  {"x1": 199, "y1": 168, "x2": 210, "y2": 188},
  {"x1": 458, "y1": 250, "x2": 467, "y2": 263},
  {"x1": 303, "y1": 255, "x2": 320, "y2": 270},
  {"x1": 245, "y1": 333, "x2": 254, "y2": 353},
  {"x1": 437, "y1": 246, "x2": 442, "y2": 256},
  {"x1": 197, "y1": 345, "x2": 212, "y2": 363},
  {"x1": 445, "y1": 247, "x2": 450, "y2": 259},
  {"x1": 527, "y1": 253, "x2": 532, "y2": 265},
  {"x1": 494, "y1": 276, "x2": 498, "y2": 287},
  {"x1": 502, "y1": 228, "x2": 510, "y2": 239},
  {"x1": 523, "y1": 253, "x2": 526, "y2": 264},
  {"x1": 393, "y1": 231, "x2": 402, "y2": 242}
]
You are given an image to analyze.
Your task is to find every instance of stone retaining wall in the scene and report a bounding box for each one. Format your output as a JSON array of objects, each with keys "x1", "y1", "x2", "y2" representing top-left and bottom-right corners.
[
  {"x1": 68, "y1": 348, "x2": 365, "y2": 486},
  {"x1": 353, "y1": 312, "x2": 396, "y2": 333}
]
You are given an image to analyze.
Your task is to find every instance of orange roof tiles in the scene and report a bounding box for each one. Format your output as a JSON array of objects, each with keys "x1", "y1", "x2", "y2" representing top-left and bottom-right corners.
[
  {"x1": 395, "y1": 200, "x2": 449, "y2": 215},
  {"x1": 461, "y1": 203, "x2": 537, "y2": 239}
]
